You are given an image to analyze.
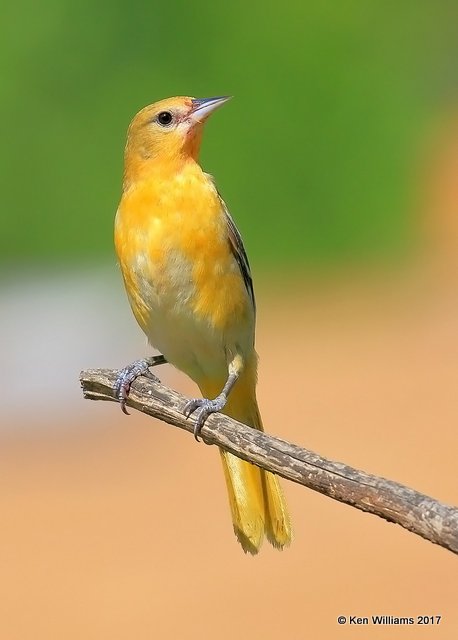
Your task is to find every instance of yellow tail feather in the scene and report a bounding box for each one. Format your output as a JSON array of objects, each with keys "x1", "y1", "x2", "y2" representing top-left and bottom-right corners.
[
  {"x1": 262, "y1": 470, "x2": 292, "y2": 549},
  {"x1": 202, "y1": 377, "x2": 292, "y2": 554},
  {"x1": 219, "y1": 449, "x2": 265, "y2": 554}
]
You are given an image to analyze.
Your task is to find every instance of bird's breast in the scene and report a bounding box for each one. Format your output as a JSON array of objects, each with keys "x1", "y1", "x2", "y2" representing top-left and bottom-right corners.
[{"x1": 114, "y1": 165, "x2": 253, "y2": 377}]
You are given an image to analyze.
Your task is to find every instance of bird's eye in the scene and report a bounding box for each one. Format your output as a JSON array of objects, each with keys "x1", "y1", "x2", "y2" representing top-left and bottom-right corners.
[{"x1": 156, "y1": 111, "x2": 173, "y2": 126}]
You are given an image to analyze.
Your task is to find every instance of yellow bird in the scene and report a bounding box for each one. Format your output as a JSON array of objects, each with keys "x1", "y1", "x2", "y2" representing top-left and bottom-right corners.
[{"x1": 114, "y1": 95, "x2": 291, "y2": 553}]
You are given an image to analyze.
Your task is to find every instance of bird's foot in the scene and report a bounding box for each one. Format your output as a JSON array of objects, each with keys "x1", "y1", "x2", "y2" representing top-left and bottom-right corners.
[
  {"x1": 184, "y1": 394, "x2": 227, "y2": 441},
  {"x1": 115, "y1": 356, "x2": 165, "y2": 414}
]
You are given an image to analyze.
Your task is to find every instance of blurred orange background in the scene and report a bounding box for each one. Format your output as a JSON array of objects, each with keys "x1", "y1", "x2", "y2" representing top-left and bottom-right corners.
[{"x1": 2, "y1": 248, "x2": 458, "y2": 638}]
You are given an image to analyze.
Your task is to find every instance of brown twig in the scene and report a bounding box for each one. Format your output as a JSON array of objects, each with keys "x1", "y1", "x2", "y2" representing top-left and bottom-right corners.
[{"x1": 80, "y1": 367, "x2": 458, "y2": 555}]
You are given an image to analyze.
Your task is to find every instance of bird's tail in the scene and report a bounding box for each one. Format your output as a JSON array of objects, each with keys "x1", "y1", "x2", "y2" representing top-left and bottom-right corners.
[{"x1": 200, "y1": 375, "x2": 292, "y2": 554}]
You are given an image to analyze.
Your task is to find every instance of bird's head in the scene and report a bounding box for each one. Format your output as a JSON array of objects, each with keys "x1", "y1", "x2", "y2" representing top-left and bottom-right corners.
[{"x1": 124, "y1": 95, "x2": 231, "y2": 173}]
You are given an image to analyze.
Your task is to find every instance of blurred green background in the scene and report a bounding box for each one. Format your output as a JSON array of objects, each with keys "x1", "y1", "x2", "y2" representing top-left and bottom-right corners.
[{"x1": 2, "y1": 0, "x2": 457, "y2": 268}]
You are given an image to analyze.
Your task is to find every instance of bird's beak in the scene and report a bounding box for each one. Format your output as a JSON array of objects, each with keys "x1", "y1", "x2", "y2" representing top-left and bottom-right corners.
[{"x1": 189, "y1": 96, "x2": 232, "y2": 124}]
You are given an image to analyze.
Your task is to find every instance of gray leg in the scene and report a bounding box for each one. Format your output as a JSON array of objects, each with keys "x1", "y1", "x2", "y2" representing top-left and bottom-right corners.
[
  {"x1": 184, "y1": 370, "x2": 239, "y2": 441},
  {"x1": 115, "y1": 355, "x2": 167, "y2": 414}
]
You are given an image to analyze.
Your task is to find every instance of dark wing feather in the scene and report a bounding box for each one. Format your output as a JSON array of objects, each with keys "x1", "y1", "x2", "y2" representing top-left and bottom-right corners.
[{"x1": 221, "y1": 198, "x2": 256, "y2": 315}]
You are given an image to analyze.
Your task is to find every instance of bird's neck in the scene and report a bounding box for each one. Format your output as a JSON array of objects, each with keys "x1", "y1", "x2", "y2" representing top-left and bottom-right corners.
[
  {"x1": 123, "y1": 129, "x2": 204, "y2": 191},
  {"x1": 123, "y1": 153, "x2": 200, "y2": 192}
]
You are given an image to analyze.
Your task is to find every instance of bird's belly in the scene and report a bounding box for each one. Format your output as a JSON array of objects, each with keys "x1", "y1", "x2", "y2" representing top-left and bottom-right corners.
[
  {"x1": 129, "y1": 248, "x2": 243, "y2": 384},
  {"x1": 147, "y1": 301, "x2": 228, "y2": 384}
]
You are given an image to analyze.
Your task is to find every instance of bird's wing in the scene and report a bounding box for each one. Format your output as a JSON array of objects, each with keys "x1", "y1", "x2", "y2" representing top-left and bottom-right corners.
[{"x1": 221, "y1": 198, "x2": 256, "y2": 315}]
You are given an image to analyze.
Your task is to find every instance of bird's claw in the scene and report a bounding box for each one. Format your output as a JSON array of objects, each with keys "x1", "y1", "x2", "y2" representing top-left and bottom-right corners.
[
  {"x1": 114, "y1": 359, "x2": 160, "y2": 414},
  {"x1": 184, "y1": 395, "x2": 226, "y2": 441}
]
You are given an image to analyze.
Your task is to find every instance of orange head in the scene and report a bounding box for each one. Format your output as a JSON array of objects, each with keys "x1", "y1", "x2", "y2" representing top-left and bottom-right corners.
[{"x1": 123, "y1": 95, "x2": 230, "y2": 184}]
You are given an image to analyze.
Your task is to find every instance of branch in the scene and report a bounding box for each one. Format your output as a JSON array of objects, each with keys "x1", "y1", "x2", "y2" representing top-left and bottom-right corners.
[{"x1": 80, "y1": 368, "x2": 458, "y2": 555}]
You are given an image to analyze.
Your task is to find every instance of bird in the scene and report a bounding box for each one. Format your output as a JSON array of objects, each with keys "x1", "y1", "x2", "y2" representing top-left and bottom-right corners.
[{"x1": 114, "y1": 95, "x2": 291, "y2": 554}]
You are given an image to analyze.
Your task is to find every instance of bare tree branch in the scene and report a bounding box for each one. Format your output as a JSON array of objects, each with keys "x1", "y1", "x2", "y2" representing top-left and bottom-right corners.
[{"x1": 80, "y1": 367, "x2": 458, "y2": 555}]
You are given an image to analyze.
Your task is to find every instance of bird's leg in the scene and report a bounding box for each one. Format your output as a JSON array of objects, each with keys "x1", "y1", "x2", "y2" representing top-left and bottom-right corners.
[
  {"x1": 184, "y1": 372, "x2": 238, "y2": 441},
  {"x1": 115, "y1": 355, "x2": 167, "y2": 415},
  {"x1": 184, "y1": 355, "x2": 242, "y2": 441}
]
